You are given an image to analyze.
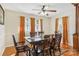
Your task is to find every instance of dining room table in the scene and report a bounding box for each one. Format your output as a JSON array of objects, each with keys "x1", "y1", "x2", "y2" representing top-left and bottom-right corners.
[
  {"x1": 24, "y1": 33, "x2": 55, "y2": 56},
  {"x1": 25, "y1": 34, "x2": 45, "y2": 56}
]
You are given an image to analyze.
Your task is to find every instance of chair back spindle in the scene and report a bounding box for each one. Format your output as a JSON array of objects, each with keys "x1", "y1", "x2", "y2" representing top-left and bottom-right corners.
[{"x1": 12, "y1": 35, "x2": 17, "y2": 46}]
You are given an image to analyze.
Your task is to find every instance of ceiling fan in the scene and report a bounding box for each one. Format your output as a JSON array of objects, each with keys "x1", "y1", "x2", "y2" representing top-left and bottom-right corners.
[{"x1": 32, "y1": 5, "x2": 56, "y2": 16}]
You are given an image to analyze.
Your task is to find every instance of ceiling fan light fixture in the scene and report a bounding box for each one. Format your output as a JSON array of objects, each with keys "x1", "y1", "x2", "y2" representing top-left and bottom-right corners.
[
  {"x1": 46, "y1": 13, "x2": 48, "y2": 15},
  {"x1": 40, "y1": 11, "x2": 48, "y2": 16},
  {"x1": 44, "y1": 6, "x2": 48, "y2": 10},
  {"x1": 40, "y1": 12, "x2": 45, "y2": 15}
]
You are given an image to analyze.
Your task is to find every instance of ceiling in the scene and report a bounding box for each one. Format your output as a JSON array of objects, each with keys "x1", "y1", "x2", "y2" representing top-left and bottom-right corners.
[{"x1": 1, "y1": 3, "x2": 72, "y2": 17}]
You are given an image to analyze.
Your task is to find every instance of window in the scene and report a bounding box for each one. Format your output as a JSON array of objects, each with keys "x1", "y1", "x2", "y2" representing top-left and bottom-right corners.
[
  {"x1": 25, "y1": 17, "x2": 41, "y2": 36},
  {"x1": 35, "y1": 19, "x2": 38, "y2": 32},
  {"x1": 38, "y1": 19, "x2": 41, "y2": 31},
  {"x1": 25, "y1": 17, "x2": 30, "y2": 36},
  {"x1": 35, "y1": 19, "x2": 41, "y2": 32}
]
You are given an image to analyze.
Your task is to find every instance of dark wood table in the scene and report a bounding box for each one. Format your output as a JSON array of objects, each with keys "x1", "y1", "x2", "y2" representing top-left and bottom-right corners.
[
  {"x1": 25, "y1": 35, "x2": 45, "y2": 56},
  {"x1": 24, "y1": 34, "x2": 55, "y2": 56}
]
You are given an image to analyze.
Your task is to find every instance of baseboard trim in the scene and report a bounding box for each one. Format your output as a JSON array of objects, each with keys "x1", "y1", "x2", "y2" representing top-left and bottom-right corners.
[{"x1": 0, "y1": 47, "x2": 5, "y2": 56}]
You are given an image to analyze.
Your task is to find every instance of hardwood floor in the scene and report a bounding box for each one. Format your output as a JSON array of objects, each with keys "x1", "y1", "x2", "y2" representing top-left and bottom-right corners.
[
  {"x1": 2, "y1": 45, "x2": 79, "y2": 56},
  {"x1": 3, "y1": 46, "x2": 16, "y2": 56}
]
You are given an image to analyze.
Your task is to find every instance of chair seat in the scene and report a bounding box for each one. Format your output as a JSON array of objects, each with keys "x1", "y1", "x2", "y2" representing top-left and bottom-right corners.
[
  {"x1": 17, "y1": 45, "x2": 30, "y2": 49},
  {"x1": 12, "y1": 35, "x2": 31, "y2": 56},
  {"x1": 16, "y1": 42, "x2": 26, "y2": 46}
]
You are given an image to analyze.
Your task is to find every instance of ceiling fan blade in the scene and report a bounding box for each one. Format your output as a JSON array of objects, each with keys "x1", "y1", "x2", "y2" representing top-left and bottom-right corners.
[
  {"x1": 32, "y1": 9, "x2": 41, "y2": 11},
  {"x1": 42, "y1": 5, "x2": 45, "y2": 9},
  {"x1": 46, "y1": 10, "x2": 56, "y2": 12},
  {"x1": 38, "y1": 12, "x2": 41, "y2": 14}
]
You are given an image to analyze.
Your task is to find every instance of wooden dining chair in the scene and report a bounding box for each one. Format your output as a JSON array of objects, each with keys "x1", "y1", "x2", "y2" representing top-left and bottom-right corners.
[
  {"x1": 54, "y1": 32, "x2": 62, "y2": 55},
  {"x1": 49, "y1": 37, "x2": 55, "y2": 56},
  {"x1": 12, "y1": 35, "x2": 31, "y2": 56},
  {"x1": 49, "y1": 34, "x2": 55, "y2": 56},
  {"x1": 42, "y1": 35, "x2": 50, "y2": 56},
  {"x1": 30, "y1": 32, "x2": 36, "y2": 37},
  {"x1": 38, "y1": 31, "x2": 44, "y2": 36},
  {"x1": 50, "y1": 32, "x2": 62, "y2": 56}
]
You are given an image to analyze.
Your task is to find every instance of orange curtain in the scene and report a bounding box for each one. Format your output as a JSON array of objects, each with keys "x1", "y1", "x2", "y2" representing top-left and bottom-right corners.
[
  {"x1": 55, "y1": 17, "x2": 59, "y2": 32},
  {"x1": 30, "y1": 17, "x2": 35, "y2": 33},
  {"x1": 19, "y1": 16, "x2": 25, "y2": 43},
  {"x1": 40, "y1": 19, "x2": 43, "y2": 32},
  {"x1": 62, "y1": 16, "x2": 69, "y2": 48}
]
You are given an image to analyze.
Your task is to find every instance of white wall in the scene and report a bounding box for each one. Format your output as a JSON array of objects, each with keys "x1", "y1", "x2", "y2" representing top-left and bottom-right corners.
[
  {"x1": 5, "y1": 9, "x2": 51, "y2": 47},
  {"x1": 50, "y1": 4, "x2": 75, "y2": 46},
  {"x1": 42, "y1": 17, "x2": 51, "y2": 34},
  {"x1": 0, "y1": 25, "x2": 5, "y2": 55}
]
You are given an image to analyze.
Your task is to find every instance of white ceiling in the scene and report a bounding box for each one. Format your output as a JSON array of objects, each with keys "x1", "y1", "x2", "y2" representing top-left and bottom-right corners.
[{"x1": 1, "y1": 3, "x2": 72, "y2": 17}]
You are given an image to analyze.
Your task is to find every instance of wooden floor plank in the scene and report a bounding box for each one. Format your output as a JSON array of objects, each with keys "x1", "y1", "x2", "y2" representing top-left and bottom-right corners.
[{"x1": 3, "y1": 46, "x2": 16, "y2": 56}]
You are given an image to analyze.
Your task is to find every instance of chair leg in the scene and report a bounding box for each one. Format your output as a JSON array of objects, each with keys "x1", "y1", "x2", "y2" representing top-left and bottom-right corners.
[
  {"x1": 29, "y1": 50, "x2": 31, "y2": 56},
  {"x1": 49, "y1": 49, "x2": 52, "y2": 56},
  {"x1": 42, "y1": 50, "x2": 44, "y2": 56},
  {"x1": 47, "y1": 50, "x2": 50, "y2": 56},
  {"x1": 26, "y1": 51, "x2": 28, "y2": 56},
  {"x1": 58, "y1": 47, "x2": 61, "y2": 55},
  {"x1": 25, "y1": 50, "x2": 30, "y2": 56},
  {"x1": 45, "y1": 50, "x2": 48, "y2": 56},
  {"x1": 43, "y1": 50, "x2": 45, "y2": 56},
  {"x1": 53, "y1": 49, "x2": 55, "y2": 56},
  {"x1": 45, "y1": 50, "x2": 50, "y2": 56},
  {"x1": 15, "y1": 52, "x2": 19, "y2": 56}
]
